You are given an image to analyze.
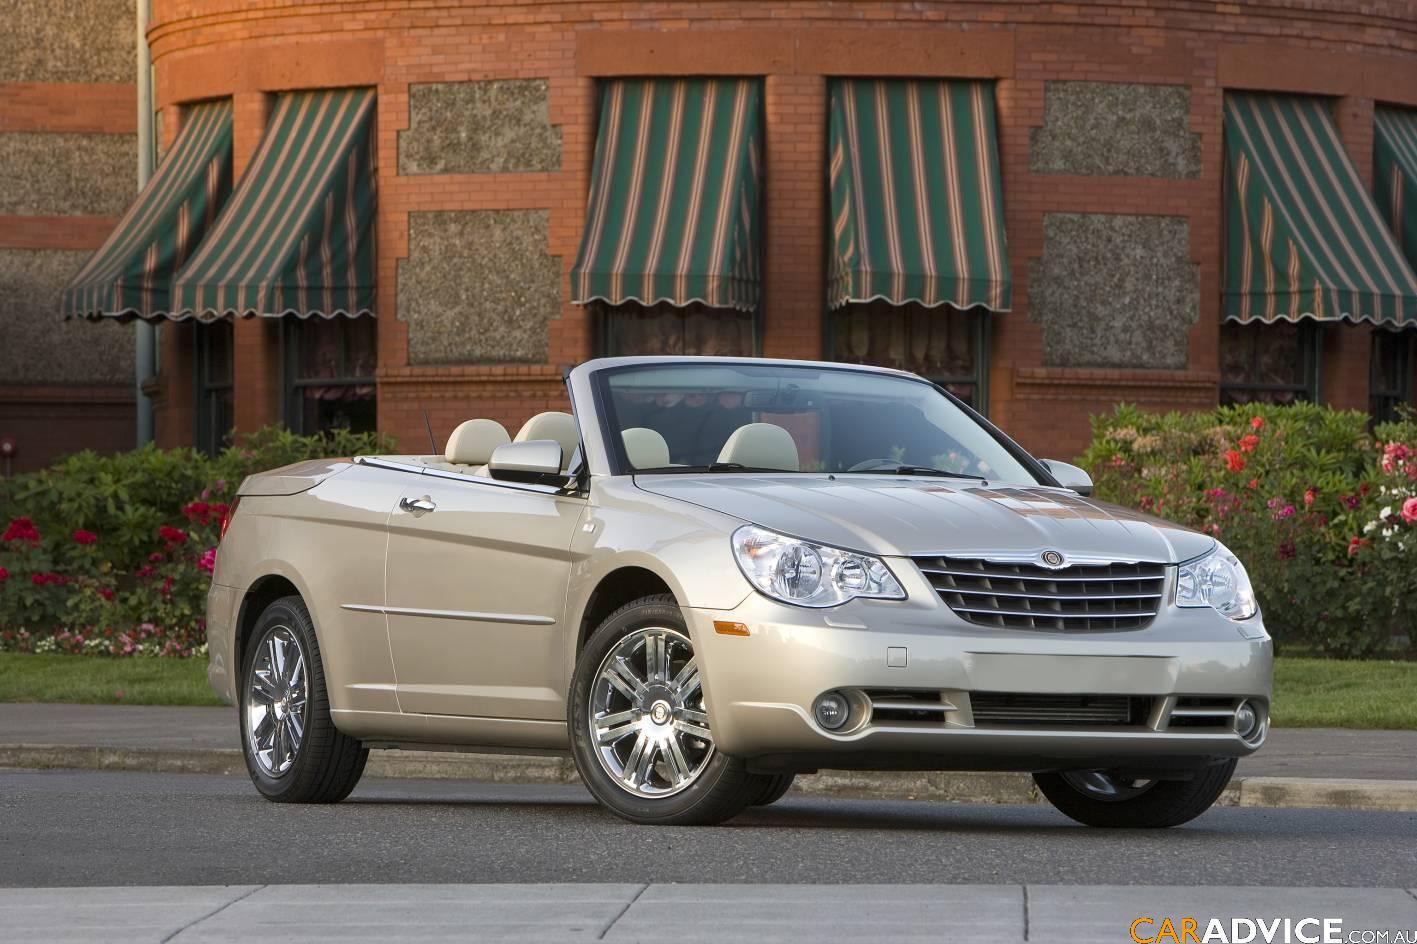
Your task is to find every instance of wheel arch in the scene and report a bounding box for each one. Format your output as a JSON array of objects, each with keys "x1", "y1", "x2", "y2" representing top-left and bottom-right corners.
[
  {"x1": 234, "y1": 568, "x2": 315, "y2": 685},
  {"x1": 576, "y1": 565, "x2": 676, "y2": 655}
]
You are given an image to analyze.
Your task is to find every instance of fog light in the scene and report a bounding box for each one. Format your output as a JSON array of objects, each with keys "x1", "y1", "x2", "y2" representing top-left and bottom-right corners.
[
  {"x1": 813, "y1": 692, "x2": 850, "y2": 731},
  {"x1": 1235, "y1": 700, "x2": 1260, "y2": 739}
]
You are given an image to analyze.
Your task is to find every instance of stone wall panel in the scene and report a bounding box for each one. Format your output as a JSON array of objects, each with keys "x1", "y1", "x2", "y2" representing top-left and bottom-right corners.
[
  {"x1": 0, "y1": 133, "x2": 136, "y2": 216},
  {"x1": 0, "y1": 249, "x2": 135, "y2": 385},
  {"x1": 1, "y1": 0, "x2": 134, "y2": 84},
  {"x1": 1030, "y1": 82, "x2": 1201, "y2": 179},
  {"x1": 1029, "y1": 213, "x2": 1198, "y2": 370},
  {"x1": 399, "y1": 80, "x2": 561, "y2": 175},
  {"x1": 398, "y1": 210, "x2": 561, "y2": 364}
]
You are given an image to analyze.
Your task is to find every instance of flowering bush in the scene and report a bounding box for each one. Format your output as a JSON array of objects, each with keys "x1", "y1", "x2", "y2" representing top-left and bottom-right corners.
[
  {"x1": 0, "y1": 426, "x2": 394, "y2": 658},
  {"x1": 1081, "y1": 403, "x2": 1417, "y2": 658}
]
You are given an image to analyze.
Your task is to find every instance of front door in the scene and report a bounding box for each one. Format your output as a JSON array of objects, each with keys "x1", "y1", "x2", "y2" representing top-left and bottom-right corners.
[{"x1": 384, "y1": 472, "x2": 585, "y2": 719}]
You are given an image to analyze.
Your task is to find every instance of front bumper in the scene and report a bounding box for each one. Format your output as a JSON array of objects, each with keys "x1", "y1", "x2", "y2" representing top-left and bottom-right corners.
[{"x1": 687, "y1": 584, "x2": 1272, "y2": 774}]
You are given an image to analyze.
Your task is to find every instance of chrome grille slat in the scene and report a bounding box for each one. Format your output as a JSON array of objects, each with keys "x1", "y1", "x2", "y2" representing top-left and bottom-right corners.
[
  {"x1": 970, "y1": 692, "x2": 1148, "y2": 727},
  {"x1": 916, "y1": 556, "x2": 1167, "y2": 631},
  {"x1": 945, "y1": 588, "x2": 1161, "y2": 601},
  {"x1": 917, "y1": 567, "x2": 1166, "y2": 584},
  {"x1": 950, "y1": 605, "x2": 1158, "y2": 619},
  {"x1": 1167, "y1": 696, "x2": 1240, "y2": 729}
]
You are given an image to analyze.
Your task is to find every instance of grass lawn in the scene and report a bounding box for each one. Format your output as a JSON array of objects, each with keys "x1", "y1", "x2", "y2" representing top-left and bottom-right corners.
[
  {"x1": 0, "y1": 653, "x2": 1413, "y2": 728},
  {"x1": 1270, "y1": 657, "x2": 1417, "y2": 730},
  {"x1": 0, "y1": 652, "x2": 222, "y2": 707}
]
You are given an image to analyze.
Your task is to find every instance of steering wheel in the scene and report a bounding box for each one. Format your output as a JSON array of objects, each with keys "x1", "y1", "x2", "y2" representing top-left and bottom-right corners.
[{"x1": 846, "y1": 458, "x2": 898, "y2": 472}]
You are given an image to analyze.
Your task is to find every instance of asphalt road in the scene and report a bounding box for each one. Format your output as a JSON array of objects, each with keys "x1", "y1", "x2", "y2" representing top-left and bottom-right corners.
[{"x1": 3, "y1": 769, "x2": 1415, "y2": 888}]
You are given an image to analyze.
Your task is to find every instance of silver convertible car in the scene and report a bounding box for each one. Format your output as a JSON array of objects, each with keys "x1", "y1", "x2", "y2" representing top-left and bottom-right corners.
[{"x1": 207, "y1": 356, "x2": 1271, "y2": 828}]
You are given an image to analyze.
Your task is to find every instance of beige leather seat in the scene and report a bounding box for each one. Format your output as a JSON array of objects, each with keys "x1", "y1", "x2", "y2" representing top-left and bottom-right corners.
[
  {"x1": 716, "y1": 423, "x2": 800, "y2": 472},
  {"x1": 514, "y1": 411, "x2": 579, "y2": 470},
  {"x1": 442, "y1": 418, "x2": 511, "y2": 476},
  {"x1": 621, "y1": 427, "x2": 671, "y2": 470}
]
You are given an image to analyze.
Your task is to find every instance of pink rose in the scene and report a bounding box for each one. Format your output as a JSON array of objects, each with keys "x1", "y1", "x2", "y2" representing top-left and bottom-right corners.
[{"x1": 1403, "y1": 497, "x2": 1417, "y2": 525}]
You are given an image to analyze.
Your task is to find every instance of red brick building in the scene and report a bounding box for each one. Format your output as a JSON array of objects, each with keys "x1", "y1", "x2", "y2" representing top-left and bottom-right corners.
[
  {"x1": 36, "y1": 1, "x2": 1417, "y2": 465},
  {"x1": 0, "y1": 0, "x2": 139, "y2": 473}
]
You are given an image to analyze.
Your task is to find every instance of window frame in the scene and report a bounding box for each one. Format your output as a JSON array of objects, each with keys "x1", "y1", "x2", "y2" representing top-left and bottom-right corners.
[
  {"x1": 280, "y1": 315, "x2": 378, "y2": 436},
  {"x1": 588, "y1": 359, "x2": 1050, "y2": 483},
  {"x1": 1219, "y1": 320, "x2": 1322, "y2": 406},
  {"x1": 192, "y1": 319, "x2": 234, "y2": 457},
  {"x1": 593, "y1": 300, "x2": 762, "y2": 359},
  {"x1": 1370, "y1": 328, "x2": 1416, "y2": 424},
  {"x1": 823, "y1": 302, "x2": 991, "y2": 416}
]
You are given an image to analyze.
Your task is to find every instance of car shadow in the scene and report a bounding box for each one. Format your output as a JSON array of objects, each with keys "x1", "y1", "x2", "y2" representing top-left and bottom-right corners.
[{"x1": 337, "y1": 790, "x2": 1248, "y2": 837}]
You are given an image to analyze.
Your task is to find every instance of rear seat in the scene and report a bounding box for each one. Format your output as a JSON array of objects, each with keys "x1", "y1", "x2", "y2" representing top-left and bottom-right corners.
[{"x1": 425, "y1": 418, "x2": 511, "y2": 476}]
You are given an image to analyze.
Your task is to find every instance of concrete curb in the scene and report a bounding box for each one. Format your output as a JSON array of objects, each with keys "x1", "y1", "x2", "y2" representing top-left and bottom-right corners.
[{"x1": 4, "y1": 743, "x2": 1414, "y2": 812}]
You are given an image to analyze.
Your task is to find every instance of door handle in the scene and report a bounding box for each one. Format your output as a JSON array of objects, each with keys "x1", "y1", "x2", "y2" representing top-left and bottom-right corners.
[{"x1": 399, "y1": 496, "x2": 436, "y2": 514}]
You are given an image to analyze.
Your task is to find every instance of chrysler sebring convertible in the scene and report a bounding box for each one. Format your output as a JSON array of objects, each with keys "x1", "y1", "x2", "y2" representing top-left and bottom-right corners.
[{"x1": 207, "y1": 356, "x2": 1271, "y2": 828}]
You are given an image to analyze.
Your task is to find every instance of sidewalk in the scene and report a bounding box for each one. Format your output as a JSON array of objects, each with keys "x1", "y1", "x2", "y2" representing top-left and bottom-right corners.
[
  {"x1": 5, "y1": 884, "x2": 1417, "y2": 943},
  {"x1": 3, "y1": 703, "x2": 1415, "y2": 811}
]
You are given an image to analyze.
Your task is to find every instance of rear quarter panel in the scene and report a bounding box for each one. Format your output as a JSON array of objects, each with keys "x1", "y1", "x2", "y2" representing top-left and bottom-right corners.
[{"x1": 211, "y1": 462, "x2": 415, "y2": 714}]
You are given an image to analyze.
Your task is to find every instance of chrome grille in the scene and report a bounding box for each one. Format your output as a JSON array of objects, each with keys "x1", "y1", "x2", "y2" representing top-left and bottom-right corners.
[
  {"x1": 916, "y1": 556, "x2": 1167, "y2": 631},
  {"x1": 970, "y1": 692, "x2": 1148, "y2": 727},
  {"x1": 1167, "y1": 696, "x2": 1239, "y2": 730}
]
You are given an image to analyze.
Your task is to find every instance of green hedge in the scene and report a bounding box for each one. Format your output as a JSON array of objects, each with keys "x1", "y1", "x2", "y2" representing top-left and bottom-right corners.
[
  {"x1": 1080, "y1": 403, "x2": 1417, "y2": 658},
  {"x1": 0, "y1": 427, "x2": 395, "y2": 657}
]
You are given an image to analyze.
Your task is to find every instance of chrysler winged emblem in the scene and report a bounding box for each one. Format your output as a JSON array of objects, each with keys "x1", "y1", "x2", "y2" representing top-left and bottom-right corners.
[{"x1": 1040, "y1": 549, "x2": 1066, "y2": 569}]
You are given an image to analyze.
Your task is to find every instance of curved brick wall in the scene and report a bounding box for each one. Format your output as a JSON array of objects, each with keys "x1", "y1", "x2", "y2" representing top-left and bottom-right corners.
[{"x1": 143, "y1": 0, "x2": 1417, "y2": 456}]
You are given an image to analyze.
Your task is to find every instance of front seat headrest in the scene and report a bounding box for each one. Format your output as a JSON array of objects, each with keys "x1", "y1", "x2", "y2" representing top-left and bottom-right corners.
[
  {"x1": 445, "y1": 419, "x2": 511, "y2": 466},
  {"x1": 514, "y1": 411, "x2": 579, "y2": 470},
  {"x1": 621, "y1": 427, "x2": 671, "y2": 469},
  {"x1": 716, "y1": 423, "x2": 800, "y2": 472}
]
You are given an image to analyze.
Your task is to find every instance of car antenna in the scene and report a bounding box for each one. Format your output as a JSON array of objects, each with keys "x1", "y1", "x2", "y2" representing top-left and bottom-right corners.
[{"x1": 422, "y1": 409, "x2": 437, "y2": 454}]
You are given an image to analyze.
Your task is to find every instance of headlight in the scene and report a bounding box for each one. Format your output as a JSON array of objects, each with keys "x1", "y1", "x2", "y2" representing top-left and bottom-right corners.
[
  {"x1": 731, "y1": 525, "x2": 906, "y2": 608},
  {"x1": 1176, "y1": 542, "x2": 1257, "y2": 620}
]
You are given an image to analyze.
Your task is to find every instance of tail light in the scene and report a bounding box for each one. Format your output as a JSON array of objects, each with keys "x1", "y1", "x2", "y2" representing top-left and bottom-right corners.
[{"x1": 220, "y1": 496, "x2": 241, "y2": 542}]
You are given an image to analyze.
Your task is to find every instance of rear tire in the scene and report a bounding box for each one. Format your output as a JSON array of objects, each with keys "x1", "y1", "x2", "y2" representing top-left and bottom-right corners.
[
  {"x1": 239, "y1": 595, "x2": 367, "y2": 803},
  {"x1": 749, "y1": 773, "x2": 796, "y2": 806},
  {"x1": 1033, "y1": 758, "x2": 1237, "y2": 828},
  {"x1": 568, "y1": 594, "x2": 756, "y2": 825}
]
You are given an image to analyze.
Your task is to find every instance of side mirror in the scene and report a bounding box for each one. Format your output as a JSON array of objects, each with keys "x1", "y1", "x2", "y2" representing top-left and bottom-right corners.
[
  {"x1": 1040, "y1": 459, "x2": 1094, "y2": 497},
  {"x1": 488, "y1": 440, "x2": 566, "y2": 487}
]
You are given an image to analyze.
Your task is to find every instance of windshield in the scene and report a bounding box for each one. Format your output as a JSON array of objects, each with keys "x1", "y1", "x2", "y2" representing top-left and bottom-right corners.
[{"x1": 597, "y1": 362, "x2": 1041, "y2": 484}]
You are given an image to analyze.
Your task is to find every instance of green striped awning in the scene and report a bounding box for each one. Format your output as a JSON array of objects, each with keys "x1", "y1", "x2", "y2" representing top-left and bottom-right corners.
[
  {"x1": 172, "y1": 88, "x2": 376, "y2": 319},
  {"x1": 828, "y1": 79, "x2": 1010, "y2": 312},
  {"x1": 571, "y1": 79, "x2": 762, "y2": 312},
  {"x1": 1223, "y1": 93, "x2": 1417, "y2": 325},
  {"x1": 1375, "y1": 105, "x2": 1417, "y2": 268},
  {"x1": 60, "y1": 100, "x2": 233, "y2": 321}
]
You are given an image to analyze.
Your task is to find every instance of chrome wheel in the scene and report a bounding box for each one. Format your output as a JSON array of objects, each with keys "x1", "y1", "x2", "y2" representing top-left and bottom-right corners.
[
  {"x1": 588, "y1": 626, "x2": 713, "y2": 798},
  {"x1": 244, "y1": 625, "x2": 308, "y2": 777},
  {"x1": 1061, "y1": 770, "x2": 1155, "y2": 802}
]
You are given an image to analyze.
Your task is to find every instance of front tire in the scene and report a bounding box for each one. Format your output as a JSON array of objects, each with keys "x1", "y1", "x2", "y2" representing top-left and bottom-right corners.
[
  {"x1": 749, "y1": 773, "x2": 796, "y2": 806},
  {"x1": 568, "y1": 594, "x2": 756, "y2": 825},
  {"x1": 1033, "y1": 758, "x2": 1237, "y2": 828},
  {"x1": 239, "y1": 595, "x2": 367, "y2": 803}
]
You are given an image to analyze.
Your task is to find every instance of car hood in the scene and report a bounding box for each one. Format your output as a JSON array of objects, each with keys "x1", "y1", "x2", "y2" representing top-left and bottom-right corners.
[{"x1": 633, "y1": 474, "x2": 1214, "y2": 564}]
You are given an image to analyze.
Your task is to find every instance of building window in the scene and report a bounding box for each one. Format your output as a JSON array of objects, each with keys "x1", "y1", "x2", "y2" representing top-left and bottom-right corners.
[
  {"x1": 597, "y1": 301, "x2": 756, "y2": 357},
  {"x1": 1370, "y1": 329, "x2": 1415, "y2": 424},
  {"x1": 1219, "y1": 321, "x2": 1320, "y2": 405},
  {"x1": 193, "y1": 321, "x2": 234, "y2": 456},
  {"x1": 829, "y1": 301, "x2": 988, "y2": 412},
  {"x1": 283, "y1": 316, "x2": 377, "y2": 436}
]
